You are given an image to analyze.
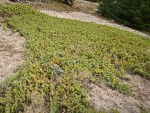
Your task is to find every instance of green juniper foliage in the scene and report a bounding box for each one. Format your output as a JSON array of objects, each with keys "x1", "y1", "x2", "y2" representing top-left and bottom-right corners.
[
  {"x1": 0, "y1": 4, "x2": 150, "y2": 113},
  {"x1": 98, "y1": 0, "x2": 150, "y2": 31}
]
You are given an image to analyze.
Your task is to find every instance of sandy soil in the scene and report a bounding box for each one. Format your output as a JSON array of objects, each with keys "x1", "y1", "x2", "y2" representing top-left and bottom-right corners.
[
  {"x1": 24, "y1": 91, "x2": 48, "y2": 113},
  {"x1": 0, "y1": 24, "x2": 25, "y2": 84},
  {"x1": 87, "y1": 74, "x2": 150, "y2": 113},
  {"x1": 73, "y1": 0, "x2": 98, "y2": 14},
  {"x1": 0, "y1": 0, "x2": 11, "y2": 4},
  {"x1": 87, "y1": 83, "x2": 141, "y2": 113},
  {"x1": 127, "y1": 74, "x2": 150, "y2": 110},
  {"x1": 41, "y1": 10, "x2": 150, "y2": 38}
]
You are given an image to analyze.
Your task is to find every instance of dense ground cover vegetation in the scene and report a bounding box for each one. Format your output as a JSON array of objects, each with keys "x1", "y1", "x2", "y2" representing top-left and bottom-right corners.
[
  {"x1": 0, "y1": 4, "x2": 150, "y2": 113},
  {"x1": 98, "y1": 0, "x2": 150, "y2": 31}
]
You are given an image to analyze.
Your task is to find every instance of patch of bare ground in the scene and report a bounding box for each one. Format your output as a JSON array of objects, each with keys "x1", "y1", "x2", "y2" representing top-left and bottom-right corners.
[
  {"x1": 24, "y1": 92, "x2": 48, "y2": 113},
  {"x1": 30, "y1": 0, "x2": 74, "y2": 12},
  {"x1": 30, "y1": 0, "x2": 98, "y2": 14},
  {"x1": 72, "y1": 0, "x2": 98, "y2": 14},
  {"x1": 0, "y1": 0, "x2": 8, "y2": 4},
  {"x1": 0, "y1": 24, "x2": 25, "y2": 84},
  {"x1": 24, "y1": 105, "x2": 47, "y2": 113},
  {"x1": 86, "y1": 74, "x2": 150, "y2": 113},
  {"x1": 126, "y1": 74, "x2": 150, "y2": 111}
]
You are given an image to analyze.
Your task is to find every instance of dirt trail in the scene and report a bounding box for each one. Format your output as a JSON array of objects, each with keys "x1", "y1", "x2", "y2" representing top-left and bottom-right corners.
[
  {"x1": 0, "y1": 24, "x2": 25, "y2": 84},
  {"x1": 40, "y1": 10, "x2": 150, "y2": 38}
]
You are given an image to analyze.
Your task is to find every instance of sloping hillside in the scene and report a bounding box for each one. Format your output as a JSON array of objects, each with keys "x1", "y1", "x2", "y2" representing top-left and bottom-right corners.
[{"x1": 0, "y1": 3, "x2": 150, "y2": 113}]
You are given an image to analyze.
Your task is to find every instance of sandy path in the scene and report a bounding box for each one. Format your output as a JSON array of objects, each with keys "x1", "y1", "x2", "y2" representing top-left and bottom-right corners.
[
  {"x1": 40, "y1": 10, "x2": 150, "y2": 38},
  {"x1": 0, "y1": 24, "x2": 25, "y2": 84}
]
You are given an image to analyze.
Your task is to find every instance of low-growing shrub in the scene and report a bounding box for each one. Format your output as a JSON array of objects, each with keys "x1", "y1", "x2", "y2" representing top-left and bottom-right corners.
[{"x1": 0, "y1": 4, "x2": 150, "y2": 113}]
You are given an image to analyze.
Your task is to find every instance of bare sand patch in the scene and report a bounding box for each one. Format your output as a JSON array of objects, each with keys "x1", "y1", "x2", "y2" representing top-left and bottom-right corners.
[
  {"x1": 127, "y1": 74, "x2": 150, "y2": 111},
  {"x1": 87, "y1": 83, "x2": 141, "y2": 113},
  {"x1": 0, "y1": 24, "x2": 25, "y2": 83},
  {"x1": 73, "y1": 0, "x2": 98, "y2": 14},
  {"x1": 87, "y1": 74, "x2": 150, "y2": 113}
]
